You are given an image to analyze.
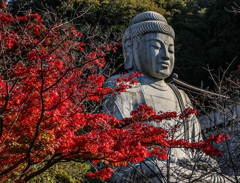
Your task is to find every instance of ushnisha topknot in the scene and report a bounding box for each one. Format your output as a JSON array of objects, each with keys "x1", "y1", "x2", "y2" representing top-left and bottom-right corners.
[
  {"x1": 129, "y1": 11, "x2": 167, "y2": 26},
  {"x1": 122, "y1": 11, "x2": 175, "y2": 42}
]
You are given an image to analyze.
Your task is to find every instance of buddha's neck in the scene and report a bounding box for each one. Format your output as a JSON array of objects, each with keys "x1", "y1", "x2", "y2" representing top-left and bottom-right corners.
[{"x1": 140, "y1": 75, "x2": 169, "y2": 91}]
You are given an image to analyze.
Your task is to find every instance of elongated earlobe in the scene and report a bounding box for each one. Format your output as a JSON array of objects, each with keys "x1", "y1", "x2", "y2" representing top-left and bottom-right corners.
[
  {"x1": 124, "y1": 55, "x2": 133, "y2": 70},
  {"x1": 123, "y1": 40, "x2": 134, "y2": 70},
  {"x1": 124, "y1": 58, "x2": 133, "y2": 70}
]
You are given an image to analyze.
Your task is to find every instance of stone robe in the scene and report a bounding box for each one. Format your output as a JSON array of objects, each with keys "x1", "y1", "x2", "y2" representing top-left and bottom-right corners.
[{"x1": 104, "y1": 75, "x2": 232, "y2": 183}]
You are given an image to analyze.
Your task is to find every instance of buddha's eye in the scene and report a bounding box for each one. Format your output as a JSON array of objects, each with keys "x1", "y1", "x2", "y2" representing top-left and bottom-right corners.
[
  {"x1": 168, "y1": 45, "x2": 174, "y2": 53},
  {"x1": 151, "y1": 45, "x2": 161, "y2": 49}
]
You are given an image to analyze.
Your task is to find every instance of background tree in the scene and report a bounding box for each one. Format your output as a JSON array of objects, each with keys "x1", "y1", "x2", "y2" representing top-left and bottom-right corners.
[
  {"x1": 204, "y1": 0, "x2": 240, "y2": 79},
  {"x1": 7, "y1": 0, "x2": 240, "y2": 88}
]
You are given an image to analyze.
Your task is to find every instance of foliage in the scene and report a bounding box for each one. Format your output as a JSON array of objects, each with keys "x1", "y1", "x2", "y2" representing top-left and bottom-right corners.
[
  {"x1": 8, "y1": 0, "x2": 63, "y2": 15},
  {"x1": 168, "y1": 0, "x2": 208, "y2": 86},
  {"x1": 0, "y1": 0, "x2": 7, "y2": 10},
  {"x1": 78, "y1": 0, "x2": 164, "y2": 33},
  {"x1": 8, "y1": 0, "x2": 240, "y2": 88},
  {"x1": 0, "y1": 5, "x2": 124, "y2": 181},
  {"x1": 8, "y1": 0, "x2": 165, "y2": 34},
  {"x1": 27, "y1": 162, "x2": 91, "y2": 182},
  {"x1": 204, "y1": 0, "x2": 240, "y2": 77}
]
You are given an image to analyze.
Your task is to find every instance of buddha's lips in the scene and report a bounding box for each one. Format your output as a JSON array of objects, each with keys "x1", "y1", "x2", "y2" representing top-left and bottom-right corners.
[{"x1": 159, "y1": 61, "x2": 170, "y2": 68}]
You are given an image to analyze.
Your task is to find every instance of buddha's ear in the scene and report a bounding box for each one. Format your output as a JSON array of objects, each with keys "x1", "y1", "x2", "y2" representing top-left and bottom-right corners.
[{"x1": 123, "y1": 39, "x2": 134, "y2": 70}]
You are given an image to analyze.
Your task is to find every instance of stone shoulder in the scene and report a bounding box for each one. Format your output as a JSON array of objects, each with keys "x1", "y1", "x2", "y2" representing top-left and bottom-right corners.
[{"x1": 178, "y1": 89, "x2": 192, "y2": 108}]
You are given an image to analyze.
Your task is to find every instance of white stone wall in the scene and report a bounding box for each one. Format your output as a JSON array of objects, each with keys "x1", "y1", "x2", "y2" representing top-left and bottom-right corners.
[
  {"x1": 198, "y1": 103, "x2": 240, "y2": 175},
  {"x1": 198, "y1": 104, "x2": 240, "y2": 130}
]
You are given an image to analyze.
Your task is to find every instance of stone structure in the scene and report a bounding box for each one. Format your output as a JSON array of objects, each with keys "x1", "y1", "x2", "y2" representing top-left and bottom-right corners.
[
  {"x1": 104, "y1": 11, "x2": 234, "y2": 183},
  {"x1": 199, "y1": 103, "x2": 240, "y2": 176}
]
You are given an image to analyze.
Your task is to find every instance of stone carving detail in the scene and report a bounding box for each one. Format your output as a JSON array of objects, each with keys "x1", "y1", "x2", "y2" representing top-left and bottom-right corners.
[
  {"x1": 104, "y1": 11, "x2": 234, "y2": 183},
  {"x1": 123, "y1": 11, "x2": 175, "y2": 43}
]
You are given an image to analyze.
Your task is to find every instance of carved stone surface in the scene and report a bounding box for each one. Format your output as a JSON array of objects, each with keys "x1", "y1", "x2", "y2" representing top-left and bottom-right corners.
[{"x1": 104, "y1": 11, "x2": 235, "y2": 183}]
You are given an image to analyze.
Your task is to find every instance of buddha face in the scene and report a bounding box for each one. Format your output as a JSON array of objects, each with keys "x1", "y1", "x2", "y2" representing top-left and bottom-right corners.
[{"x1": 138, "y1": 33, "x2": 175, "y2": 80}]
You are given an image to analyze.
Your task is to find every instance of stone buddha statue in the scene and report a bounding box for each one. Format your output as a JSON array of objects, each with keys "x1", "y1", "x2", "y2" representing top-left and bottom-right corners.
[{"x1": 104, "y1": 11, "x2": 232, "y2": 183}]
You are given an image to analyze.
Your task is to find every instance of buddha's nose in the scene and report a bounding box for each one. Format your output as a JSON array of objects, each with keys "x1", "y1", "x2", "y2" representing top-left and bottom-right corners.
[{"x1": 162, "y1": 56, "x2": 170, "y2": 60}]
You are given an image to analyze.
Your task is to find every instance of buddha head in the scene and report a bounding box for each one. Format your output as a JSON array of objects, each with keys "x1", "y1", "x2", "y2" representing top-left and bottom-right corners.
[{"x1": 122, "y1": 11, "x2": 175, "y2": 80}]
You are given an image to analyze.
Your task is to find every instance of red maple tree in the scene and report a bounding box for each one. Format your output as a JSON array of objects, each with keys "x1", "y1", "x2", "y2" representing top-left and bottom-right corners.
[
  {"x1": 0, "y1": 4, "x2": 229, "y2": 182},
  {"x1": 0, "y1": 0, "x2": 7, "y2": 10}
]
